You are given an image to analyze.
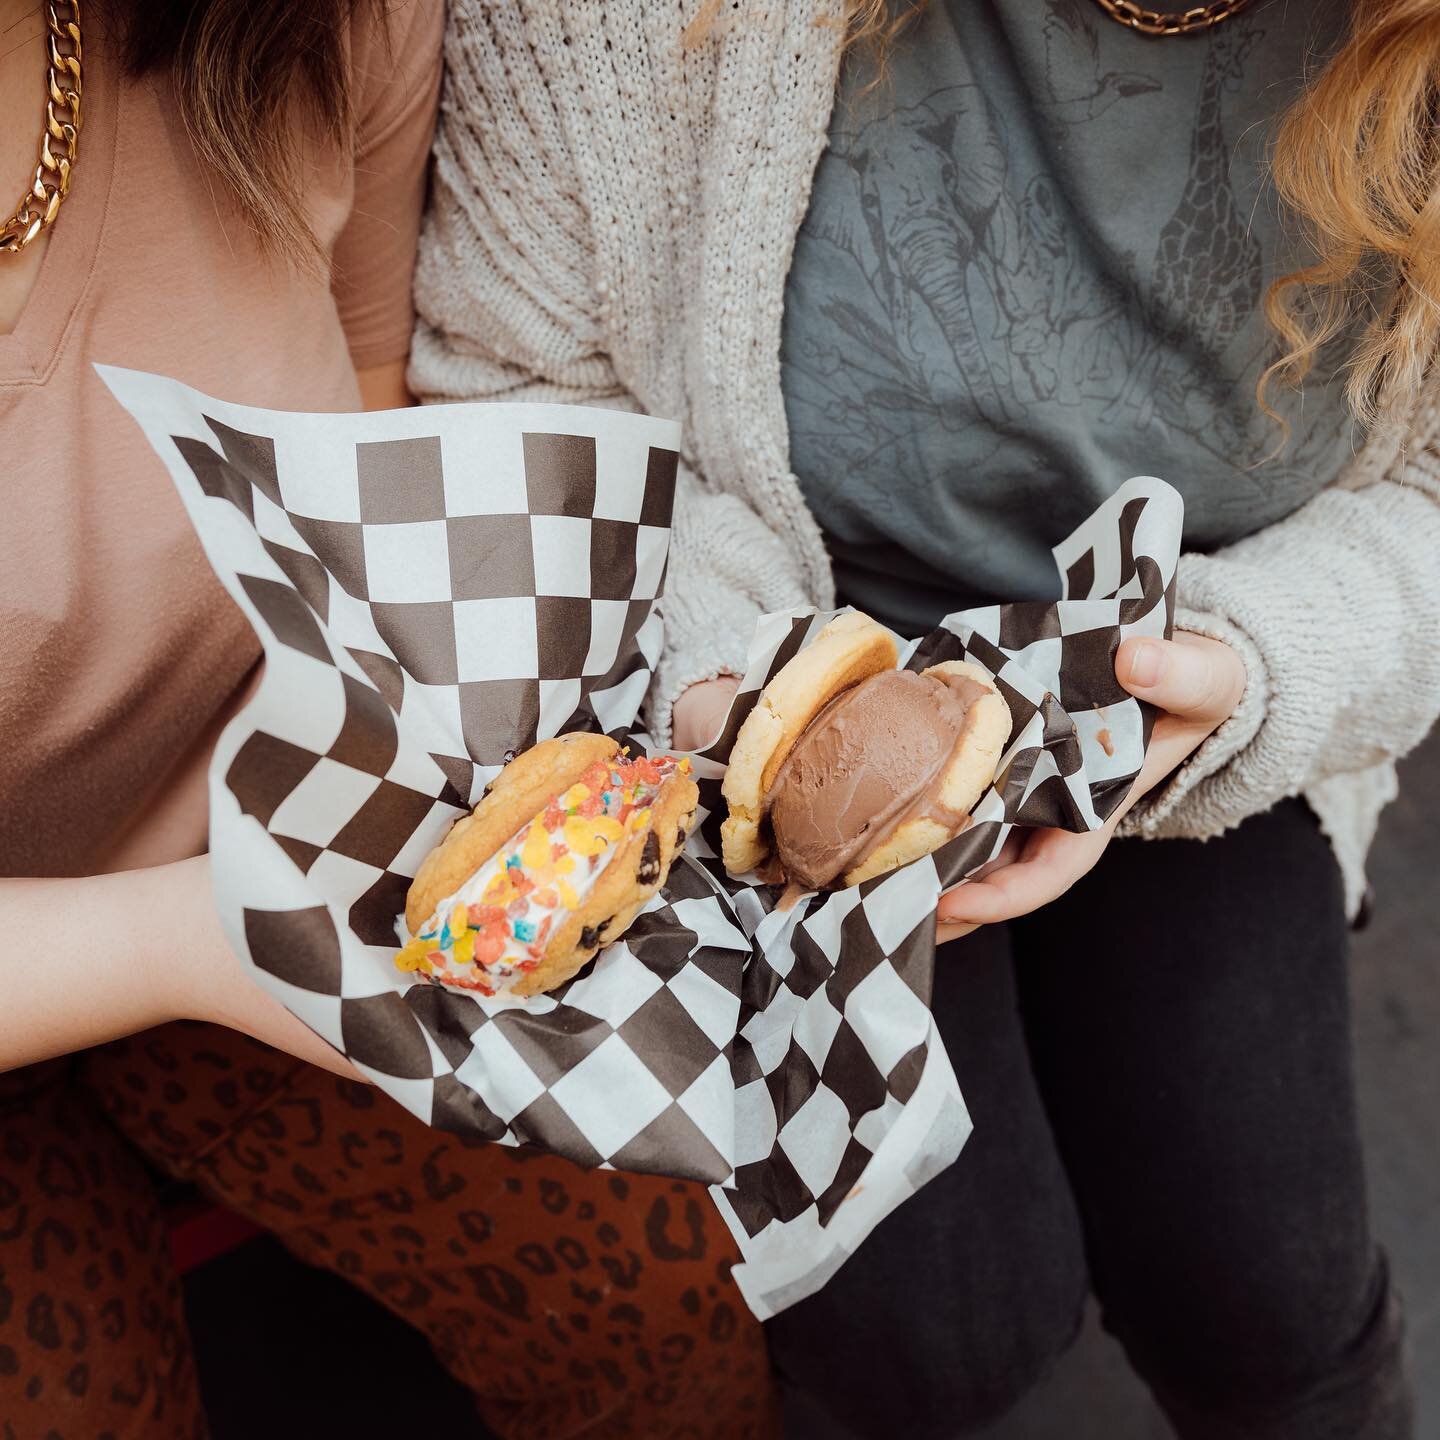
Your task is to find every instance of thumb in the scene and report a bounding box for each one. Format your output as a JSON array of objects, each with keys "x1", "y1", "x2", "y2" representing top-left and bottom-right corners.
[
  {"x1": 1116, "y1": 632, "x2": 1245, "y2": 723},
  {"x1": 671, "y1": 673, "x2": 742, "y2": 751}
]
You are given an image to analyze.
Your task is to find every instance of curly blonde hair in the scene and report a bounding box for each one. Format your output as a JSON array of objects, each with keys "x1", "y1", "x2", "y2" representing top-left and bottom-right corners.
[{"x1": 1262, "y1": 0, "x2": 1440, "y2": 427}]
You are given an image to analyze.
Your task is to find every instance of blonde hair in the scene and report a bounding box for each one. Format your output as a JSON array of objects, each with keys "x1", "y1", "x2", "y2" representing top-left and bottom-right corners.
[
  {"x1": 1262, "y1": 0, "x2": 1440, "y2": 428},
  {"x1": 691, "y1": 0, "x2": 1440, "y2": 431},
  {"x1": 682, "y1": 0, "x2": 921, "y2": 68}
]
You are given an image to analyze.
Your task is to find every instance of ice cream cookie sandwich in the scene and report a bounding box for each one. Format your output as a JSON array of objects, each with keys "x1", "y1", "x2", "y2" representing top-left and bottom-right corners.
[
  {"x1": 721, "y1": 613, "x2": 1009, "y2": 890},
  {"x1": 398, "y1": 733, "x2": 699, "y2": 996}
]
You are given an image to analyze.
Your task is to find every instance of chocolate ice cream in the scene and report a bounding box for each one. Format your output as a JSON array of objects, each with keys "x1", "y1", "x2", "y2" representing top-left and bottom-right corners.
[{"x1": 765, "y1": 668, "x2": 990, "y2": 890}]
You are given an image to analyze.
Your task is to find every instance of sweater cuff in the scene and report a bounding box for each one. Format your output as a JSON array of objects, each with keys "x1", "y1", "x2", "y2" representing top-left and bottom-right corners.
[
  {"x1": 1114, "y1": 592, "x2": 1270, "y2": 841},
  {"x1": 646, "y1": 601, "x2": 756, "y2": 749}
]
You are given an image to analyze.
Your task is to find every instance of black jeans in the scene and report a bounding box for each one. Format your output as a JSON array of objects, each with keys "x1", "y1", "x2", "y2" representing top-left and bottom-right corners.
[{"x1": 766, "y1": 799, "x2": 1413, "y2": 1440}]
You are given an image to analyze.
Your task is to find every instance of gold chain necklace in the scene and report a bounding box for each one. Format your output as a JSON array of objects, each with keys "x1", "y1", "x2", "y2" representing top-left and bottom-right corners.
[
  {"x1": 1, "y1": 1, "x2": 82, "y2": 254},
  {"x1": 1090, "y1": 0, "x2": 1255, "y2": 36}
]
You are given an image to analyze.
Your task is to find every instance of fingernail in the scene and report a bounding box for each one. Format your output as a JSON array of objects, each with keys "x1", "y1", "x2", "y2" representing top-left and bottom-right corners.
[{"x1": 1126, "y1": 640, "x2": 1165, "y2": 688}]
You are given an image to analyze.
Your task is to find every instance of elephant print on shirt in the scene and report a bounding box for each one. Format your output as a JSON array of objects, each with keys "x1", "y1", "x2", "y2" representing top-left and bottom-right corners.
[{"x1": 783, "y1": 0, "x2": 1353, "y2": 529}]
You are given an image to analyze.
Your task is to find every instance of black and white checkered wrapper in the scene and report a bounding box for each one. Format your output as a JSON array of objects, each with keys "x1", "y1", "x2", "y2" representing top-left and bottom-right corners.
[{"x1": 102, "y1": 365, "x2": 1182, "y2": 1319}]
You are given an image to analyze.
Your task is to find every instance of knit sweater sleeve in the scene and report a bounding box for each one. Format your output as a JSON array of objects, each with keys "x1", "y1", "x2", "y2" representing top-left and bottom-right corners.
[
  {"x1": 651, "y1": 470, "x2": 811, "y2": 745},
  {"x1": 408, "y1": 3, "x2": 809, "y2": 746},
  {"x1": 1120, "y1": 437, "x2": 1440, "y2": 842}
]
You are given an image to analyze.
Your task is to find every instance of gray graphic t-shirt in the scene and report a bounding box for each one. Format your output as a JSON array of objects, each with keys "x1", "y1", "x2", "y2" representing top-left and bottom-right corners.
[{"x1": 781, "y1": 0, "x2": 1353, "y2": 632}]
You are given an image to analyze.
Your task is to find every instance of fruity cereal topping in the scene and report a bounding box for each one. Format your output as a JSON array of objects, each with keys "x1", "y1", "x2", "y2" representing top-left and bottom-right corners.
[{"x1": 396, "y1": 753, "x2": 690, "y2": 996}]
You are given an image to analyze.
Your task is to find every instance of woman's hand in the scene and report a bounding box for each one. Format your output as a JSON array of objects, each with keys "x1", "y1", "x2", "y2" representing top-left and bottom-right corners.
[
  {"x1": 672, "y1": 674, "x2": 742, "y2": 752},
  {"x1": 935, "y1": 632, "x2": 1247, "y2": 942},
  {"x1": 1, "y1": 856, "x2": 361, "y2": 1079}
]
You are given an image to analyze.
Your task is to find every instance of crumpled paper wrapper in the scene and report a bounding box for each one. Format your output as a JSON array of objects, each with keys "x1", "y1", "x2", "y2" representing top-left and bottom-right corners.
[{"x1": 103, "y1": 364, "x2": 1181, "y2": 1317}]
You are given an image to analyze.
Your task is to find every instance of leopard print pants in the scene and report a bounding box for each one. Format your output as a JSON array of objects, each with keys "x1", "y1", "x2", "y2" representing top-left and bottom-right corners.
[{"x1": 0, "y1": 1024, "x2": 780, "y2": 1440}]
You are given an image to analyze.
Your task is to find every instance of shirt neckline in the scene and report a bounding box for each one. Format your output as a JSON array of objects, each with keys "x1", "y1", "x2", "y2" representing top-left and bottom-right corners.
[{"x1": 0, "y1": 26, "x2": 118, "y2": 386}]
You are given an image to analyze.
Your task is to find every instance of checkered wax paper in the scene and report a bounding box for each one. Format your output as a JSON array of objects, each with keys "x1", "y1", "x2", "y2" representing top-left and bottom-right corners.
[
  {"x1": 101, "y1": 365, "x2": 1182, "y2": 1319},
  {"x1": 681, "y1": 475, "x2": 1184, "y2": 1315}
]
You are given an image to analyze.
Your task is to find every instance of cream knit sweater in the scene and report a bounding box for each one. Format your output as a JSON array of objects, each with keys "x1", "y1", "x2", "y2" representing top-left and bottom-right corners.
[{"x1": 411, "y1": 1, "x2": 1440, "y2": 916}]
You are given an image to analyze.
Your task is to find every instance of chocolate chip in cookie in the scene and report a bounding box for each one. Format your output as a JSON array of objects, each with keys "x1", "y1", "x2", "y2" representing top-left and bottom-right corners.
[
  {"x1": 636, "y1": 831, "x2": 662, "y2": 885},
  {"x1": 578, "y1": 918, "x2": 613, "y2": 950}
]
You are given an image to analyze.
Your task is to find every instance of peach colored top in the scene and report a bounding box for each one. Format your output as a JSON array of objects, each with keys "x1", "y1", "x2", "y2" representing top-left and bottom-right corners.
[{"x1": 0, "y1": 1, "x2": 442, "y2": 877}]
